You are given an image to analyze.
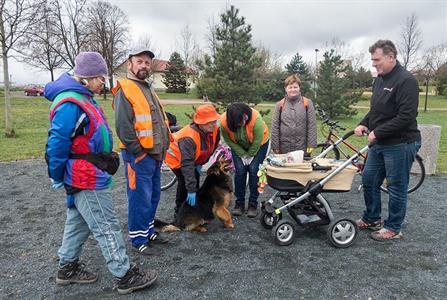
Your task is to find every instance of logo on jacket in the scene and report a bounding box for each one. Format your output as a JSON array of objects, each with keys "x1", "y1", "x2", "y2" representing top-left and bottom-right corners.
[{"x1": 383, "y1": 87, "x2": 393, "y2": 92}]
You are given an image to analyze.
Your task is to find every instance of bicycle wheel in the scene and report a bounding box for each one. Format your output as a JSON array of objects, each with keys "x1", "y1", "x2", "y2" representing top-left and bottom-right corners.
[
  {"x1": 380, "y1": 154, "x2": 425, "y2": 194},
  {"x1": 160, "y1": 162, "x2": 177, "y2": 191},
  {"x1": 315, "y1": 143, "x2": 340, "y2": 160}
]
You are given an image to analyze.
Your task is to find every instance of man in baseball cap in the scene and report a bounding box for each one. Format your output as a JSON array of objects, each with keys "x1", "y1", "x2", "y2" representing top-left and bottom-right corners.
[{"x1": 113, "y1": 46, "x2": 171, "y2": 256}]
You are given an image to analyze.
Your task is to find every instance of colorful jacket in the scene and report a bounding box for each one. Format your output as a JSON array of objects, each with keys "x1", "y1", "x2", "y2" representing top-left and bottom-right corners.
[{"x1": 45, "y1": 73, "x2": 113, "y2": 207}]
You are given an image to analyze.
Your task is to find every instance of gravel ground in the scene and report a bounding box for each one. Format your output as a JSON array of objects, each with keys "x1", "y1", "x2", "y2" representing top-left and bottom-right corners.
[{"x1": 1, "y1": 159, "x2": 446, "y2": 299}]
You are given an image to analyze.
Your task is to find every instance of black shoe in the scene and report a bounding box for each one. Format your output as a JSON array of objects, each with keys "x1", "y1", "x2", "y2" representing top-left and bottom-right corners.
[
  {"x1": 133, "y1": 244, "x2": 162, "y2": 256},
  {"x1": 56, "y1": 259, "x2": 98, "y2": 285},
  {"x1": 247, "y1": 204, "x2": 258, "y2": 218},
  {"x1": 233, "y1": 202, "x2": 244, "y2": 216},
  {"x1": 150, "y1": 232, "x2": 169, "y2": 245},
  {"x1": 115, "y1": 264, "x2": 158, "y2": 295}
]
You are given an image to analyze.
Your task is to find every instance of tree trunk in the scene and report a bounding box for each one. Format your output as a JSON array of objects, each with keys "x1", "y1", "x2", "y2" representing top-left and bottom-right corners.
[
  {"x1": 1, "y1": 28, "x2": 15, "y2": 137},
  {"x1": 50, "y1": 69, "x2": 54, "y2": 82},
  {"x1": 424, "y1": 78, "x2": 429, "y2": 112}
]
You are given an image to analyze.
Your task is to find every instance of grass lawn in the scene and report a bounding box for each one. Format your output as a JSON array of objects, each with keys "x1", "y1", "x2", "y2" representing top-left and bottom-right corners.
[{"x1": 1, "y1": 95, "x2": 446, "y2": 173}]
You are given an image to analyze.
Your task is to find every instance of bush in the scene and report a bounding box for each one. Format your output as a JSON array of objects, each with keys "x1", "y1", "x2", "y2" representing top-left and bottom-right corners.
[{"x1": 443, "y1": 86, "x2": 447, "y2": 98}]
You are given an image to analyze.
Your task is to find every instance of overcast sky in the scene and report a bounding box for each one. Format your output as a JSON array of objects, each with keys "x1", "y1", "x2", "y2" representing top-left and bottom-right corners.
[{"x1": 6, "y1": 0, "x2": 447, "y2": 85}]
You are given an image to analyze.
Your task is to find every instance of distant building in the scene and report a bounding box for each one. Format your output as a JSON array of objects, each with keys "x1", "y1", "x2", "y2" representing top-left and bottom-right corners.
[{"x1": 114, "y1": 58, "x2": 196, "y2": 91}]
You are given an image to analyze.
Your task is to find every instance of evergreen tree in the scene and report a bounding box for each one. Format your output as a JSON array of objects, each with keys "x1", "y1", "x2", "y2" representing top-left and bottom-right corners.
[
  {"x1": 284, "y1": 52, "x2": 312, "y2": 97},
  {"x1": 317, "y1": 49, "x2": 361, "y2": 118},
  {"x1": 199, "y1": 5, "x2": 261, "y2": 105},
  {"x1": 162, "y1": 52, "x2": 189, "y2": 93}
]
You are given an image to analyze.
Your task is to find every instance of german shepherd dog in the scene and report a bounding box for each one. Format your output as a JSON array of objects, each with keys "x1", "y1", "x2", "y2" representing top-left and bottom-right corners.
[{"x1": 158, "y1": 158, "x2": 234, "y2": 232}]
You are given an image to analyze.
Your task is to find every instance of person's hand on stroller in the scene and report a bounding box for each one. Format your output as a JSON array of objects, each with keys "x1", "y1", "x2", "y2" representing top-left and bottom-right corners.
[
  {"x1": 354, "y1": 125, "x2": 369, "y2": 136},
  {"x1": 186, "y1": 192, "x2": 196, "y2": 207}
]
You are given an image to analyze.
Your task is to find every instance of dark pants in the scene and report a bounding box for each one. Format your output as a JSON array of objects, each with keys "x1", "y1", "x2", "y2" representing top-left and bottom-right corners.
[
  {"x1": 232, "y1": 141, "x2": 269, "y2": 208},
  {"x1": 361, "y1": 141, "x2": 420, "y2": 232},
  {"x1": 173, "y1": 168, "x2": 200, "y2": 214}
]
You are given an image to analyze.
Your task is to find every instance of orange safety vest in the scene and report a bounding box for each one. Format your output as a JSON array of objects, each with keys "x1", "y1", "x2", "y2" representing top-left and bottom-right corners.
[
  {"x1": 112, "y1": 79, "x2": 172, "y2": 149},
  {"x1": 278, "y1": 96, "x2": 309, "y2": 112},
  {"x1": 220, "y1": 108, "x2": 269, "y2": 145},
  {"x1": 165, "y1": 124, "x2": 219, "y2": 169}
]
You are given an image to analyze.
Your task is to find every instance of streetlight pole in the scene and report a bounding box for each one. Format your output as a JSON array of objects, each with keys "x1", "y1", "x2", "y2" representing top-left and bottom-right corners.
[{"x1": 314, "y1": 48, "x2": 319, "y2": 100}]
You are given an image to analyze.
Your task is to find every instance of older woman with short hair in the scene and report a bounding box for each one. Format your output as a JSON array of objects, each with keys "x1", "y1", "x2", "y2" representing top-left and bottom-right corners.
[{"x1": 270, "y1": 74, "x2": 317, "y2": 155}]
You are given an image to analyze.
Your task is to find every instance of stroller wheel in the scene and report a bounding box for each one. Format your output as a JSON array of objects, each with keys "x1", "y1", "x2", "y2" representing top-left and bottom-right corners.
[
  {"x1": 260, "y1": 211, "x2": 280, "y2": 229},
  {"x1": 327, "y1": 218, "x2": 358, "y2": 248},
  {"x1": 272, "y1": 218, "x2": 296, "y2": 246}
]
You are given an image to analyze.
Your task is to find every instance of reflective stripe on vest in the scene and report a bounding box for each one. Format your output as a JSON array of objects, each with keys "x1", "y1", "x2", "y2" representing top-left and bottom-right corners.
[
  {"x1": 165, "y1": 125, "x2": 219, "y2": 169},
  {"x1": 220, "y1": 108, "x2": 269, "y2": 145}
]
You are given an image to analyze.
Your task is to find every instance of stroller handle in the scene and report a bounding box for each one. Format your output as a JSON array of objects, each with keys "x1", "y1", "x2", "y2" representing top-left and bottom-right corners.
[{"x1": 342, "y1": 130, "x2": 355, "y2": 140}]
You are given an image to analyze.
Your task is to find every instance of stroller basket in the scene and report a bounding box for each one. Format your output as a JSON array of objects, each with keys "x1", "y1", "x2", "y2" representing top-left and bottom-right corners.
[{"x1": 266, "y1": 157, "x2": 357, "y2": 192}]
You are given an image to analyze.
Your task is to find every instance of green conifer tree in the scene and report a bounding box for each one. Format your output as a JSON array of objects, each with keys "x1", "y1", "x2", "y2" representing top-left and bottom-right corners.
[
  {"x1": 199, "y1": 5, "x2": 261, "y2": 105},
  {"x1": 317, "y1": 49, "x2": 361, "y2": 118},
  {"x1": 162, "y1": 52, "x2": 189, "y2": 93}
]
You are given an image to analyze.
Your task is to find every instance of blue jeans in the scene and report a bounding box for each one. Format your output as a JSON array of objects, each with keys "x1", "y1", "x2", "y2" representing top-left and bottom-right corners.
[
  {"x1": 361, "y1": 141, "x2": 420, "y2": 232},
  {"x1": 121, "y1": 150, "x2": 161, "y2": 248},
  {"x1": 58, "y1": 189, "x2": 130, "y2": 278},
  {"x1": 232, "y1": 141, "x2": 269, "y2": 207}
]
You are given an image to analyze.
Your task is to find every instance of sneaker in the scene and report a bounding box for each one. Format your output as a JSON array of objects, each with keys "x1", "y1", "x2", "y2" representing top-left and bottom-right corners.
[
  {"x1": 149, "y1": 232, "x2": 169, "y2": 245},
  {"x1": 56, "y1": 260, "x2": 98, "y2": 285},
  {"x1": 133, "y1": 244, "x2": 162, "y2": 256},
  {"x1": 370, "y1": 228, "x2": 403, "y2": 241},
  {"x1": 355, "y1": 218, "x2": 383, "y2": 230},
  {"x1": 115, "y1": 264, "x2": 158, "y2": 295},
  {"x1": 232, "y1": 202, "x2": 244, "y2": 216},
  {"x1": 246, "y1": 204, "x2": 258, "y2": 218}
]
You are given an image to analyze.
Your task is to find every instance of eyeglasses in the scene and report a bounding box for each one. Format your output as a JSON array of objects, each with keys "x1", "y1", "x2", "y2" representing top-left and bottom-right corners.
[{"x1": 96, "y1": 76, "x2": 106, "y2": 84}]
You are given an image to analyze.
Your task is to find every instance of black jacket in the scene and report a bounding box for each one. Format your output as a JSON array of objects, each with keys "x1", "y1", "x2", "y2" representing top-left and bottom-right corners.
[{"x1": 360, "y1": 62, "x2": 421, "y2": 145}]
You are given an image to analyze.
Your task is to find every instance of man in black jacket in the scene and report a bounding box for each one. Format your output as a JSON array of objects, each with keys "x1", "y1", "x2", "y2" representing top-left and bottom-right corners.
[{"x1": 354, "y1": 39, "x2": 421, "y2": 241}]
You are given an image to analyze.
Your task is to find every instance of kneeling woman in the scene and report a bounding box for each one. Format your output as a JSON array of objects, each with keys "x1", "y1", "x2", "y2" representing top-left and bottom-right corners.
[
  {"x1": 220, "y1": 103, "x2": 270, "y2": 218},
  {"x1": 165, "y1": 104, "x2": 221, "y2": 217}
]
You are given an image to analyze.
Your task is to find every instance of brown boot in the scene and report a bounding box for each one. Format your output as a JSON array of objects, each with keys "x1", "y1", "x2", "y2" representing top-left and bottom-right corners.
[
  {"x1": 232, "y1": 202, "x2": 244, "y2": 216},
  {"x1": 247, "y1": 204, "x2": 258, "y2": 218}
]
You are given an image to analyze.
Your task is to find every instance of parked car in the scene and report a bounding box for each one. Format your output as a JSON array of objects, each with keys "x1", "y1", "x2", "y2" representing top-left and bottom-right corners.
[{"x1": 24, "y1": 85, "x2": 44, "y2": 96}]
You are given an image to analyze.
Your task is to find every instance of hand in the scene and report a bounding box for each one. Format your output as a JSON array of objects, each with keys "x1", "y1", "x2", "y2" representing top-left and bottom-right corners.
[
  {"x1": 195, "y1": 165, "x2": 202, "y2": 173},
  {"x1": 186, "y1": 192, "x2": 196, "y2": 207},
  {"x1": 243, "y1": 156, "x2": 253, "y2": 166},
  {"x1": 367, "y1": 130, "x2": 376, "y2": 144},
  {"x1": 50, "y1": 178, "x2": 64, "y2": 189},
  {"x1": 354, "y1": 125, "x2": 369, "y2": 136}
]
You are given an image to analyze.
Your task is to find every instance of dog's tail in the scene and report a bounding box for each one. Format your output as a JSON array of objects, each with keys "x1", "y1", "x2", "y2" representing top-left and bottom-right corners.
[{"x1": 154, "y1": 218, "x2": 181, "y2": 233}]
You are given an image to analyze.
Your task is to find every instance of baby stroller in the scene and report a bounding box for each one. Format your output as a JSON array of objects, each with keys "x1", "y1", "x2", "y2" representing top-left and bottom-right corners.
[{"x1": 260, "y1": 131, "x2": 369, "y2": 248}]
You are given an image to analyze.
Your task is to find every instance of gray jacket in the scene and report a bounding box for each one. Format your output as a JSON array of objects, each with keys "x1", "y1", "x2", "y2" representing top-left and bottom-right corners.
[
  {"x1": 270, "y1": 96, "x2": 317, "y2": 154},
  {"x1": 113, "y1": 73, "x2": 170, "y2": 161}
]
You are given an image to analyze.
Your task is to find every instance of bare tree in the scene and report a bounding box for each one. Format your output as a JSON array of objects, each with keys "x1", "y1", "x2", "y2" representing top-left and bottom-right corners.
[
  {"x1": 205, "y1": 16, "x2": 218, "y2": 58},
  {"x1": 177, "y1": 25, "x2": 199, "y2": 68},
  {"x1": 132, "y1": 33, "x2": 161, "y2": 58},
  {"x1": 51, "y1": 0, "x2": 90, "y2": 69},
  {"x1": 86, "y1": 0, "x2": 129, "y2": 90},
  {"x1": 399, "y1": 13, "x2": 423, "y2": 70},
  {"x1": 418, "y1": 43, "x2": 447, "y2": 110},
  {"x1": 21, "y1": 0, "x2": 64, "y2": 81},
  {"x1": 1, "y1": 0, "x2": 44, "y2": 137}
]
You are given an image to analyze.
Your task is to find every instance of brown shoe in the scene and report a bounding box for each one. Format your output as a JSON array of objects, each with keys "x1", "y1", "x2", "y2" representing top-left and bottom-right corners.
[
  {"x1": 232, "y1": 202, "x2": 244, "y2": 216},
  {"x1": 247, "y1": 204, "x2": 258, "y2": 218}
]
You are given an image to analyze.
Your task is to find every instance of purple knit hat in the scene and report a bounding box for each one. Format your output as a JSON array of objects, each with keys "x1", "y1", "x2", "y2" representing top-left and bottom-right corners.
[{"x1": 74, "y1": 52, "x2": 108, "y2": 78}]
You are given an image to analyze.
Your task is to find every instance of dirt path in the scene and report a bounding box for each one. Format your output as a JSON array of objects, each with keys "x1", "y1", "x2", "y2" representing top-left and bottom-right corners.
[{"x1": 1, "y1": 159, "x2": 446, "y2": 299}]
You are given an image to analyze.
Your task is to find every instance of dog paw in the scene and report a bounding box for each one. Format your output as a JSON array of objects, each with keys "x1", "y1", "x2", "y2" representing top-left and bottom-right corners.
[{"x1": 224, "y1": 223, "x2": 234, "y2": 228}]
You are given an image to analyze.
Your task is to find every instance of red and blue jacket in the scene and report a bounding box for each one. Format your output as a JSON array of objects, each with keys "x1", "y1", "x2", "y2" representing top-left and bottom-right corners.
[{"x1": 45, "y1": 73, "x2": 113, "y2": 207}]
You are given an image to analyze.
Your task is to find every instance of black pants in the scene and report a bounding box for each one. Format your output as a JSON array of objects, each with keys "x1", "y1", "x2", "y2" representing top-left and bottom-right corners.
[{"x1": 173, "y1": 168, "x2": 200, "y2": 214}]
